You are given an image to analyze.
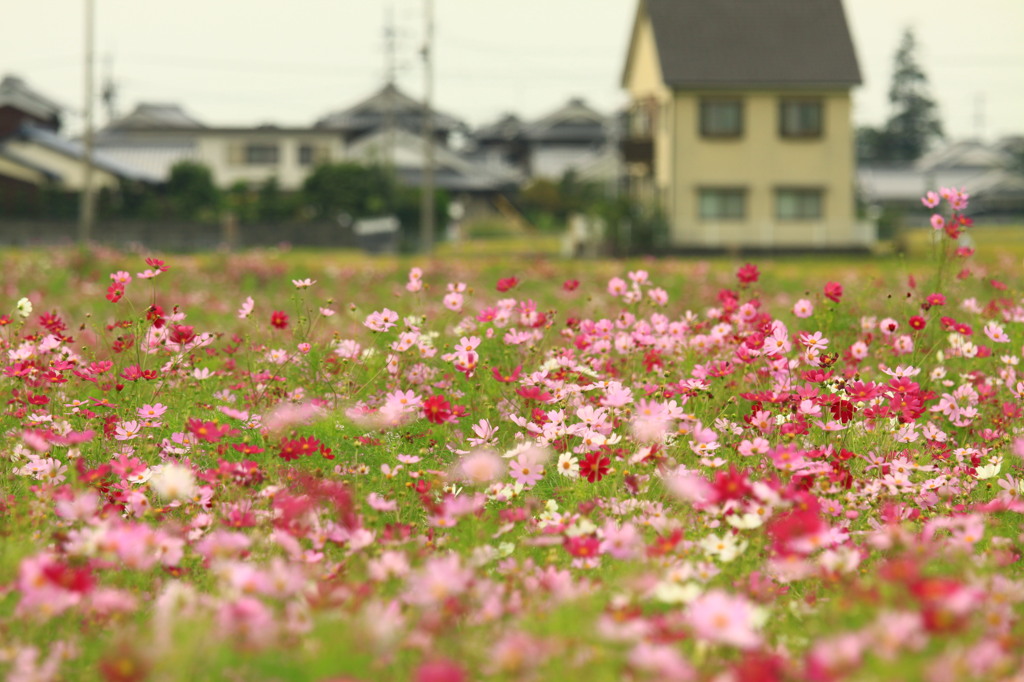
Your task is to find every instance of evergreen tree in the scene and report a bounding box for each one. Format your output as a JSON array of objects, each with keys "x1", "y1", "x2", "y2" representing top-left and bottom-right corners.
[
  {"x1": 857, "y1": 29, "x2": 944, "y2": 162},
  {"x1": 884, "y1": 29, "x2": 944, "y2": 160}
]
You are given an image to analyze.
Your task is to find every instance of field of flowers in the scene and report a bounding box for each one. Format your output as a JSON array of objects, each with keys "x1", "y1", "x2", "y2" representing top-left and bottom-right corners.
[{"x1": 2, "y1": 188, "x2": 1024, "y2": 681}]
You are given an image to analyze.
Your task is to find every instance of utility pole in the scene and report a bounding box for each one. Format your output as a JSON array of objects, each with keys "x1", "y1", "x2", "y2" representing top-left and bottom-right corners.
[
  {"x1": 78, "y1": 0, "x2": 97, "y2": 247},
  {"x1": 384, "y1": 3, "x2": 397, "y2": 171},
  {"x1": 419, "y1": 0, "x2": 435, "y2": 253}
]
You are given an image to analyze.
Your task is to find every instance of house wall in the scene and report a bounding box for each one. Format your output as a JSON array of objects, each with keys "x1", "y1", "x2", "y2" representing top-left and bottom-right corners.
[
  {"x1": 666, "y1": 90, "x2": 861, "y2": 248},
  {"x1": 197, "y1": 132, "x2": 345, "y2": 190},
  {"x1": 530, "y1": 144, "x2": 604, "y2": 180},
  {"x1": 0, "y1": 155, "x2": 47, "y2": 185},
  {"x1": 0, "y1": 105, "x2": 57, "y2": 139}
]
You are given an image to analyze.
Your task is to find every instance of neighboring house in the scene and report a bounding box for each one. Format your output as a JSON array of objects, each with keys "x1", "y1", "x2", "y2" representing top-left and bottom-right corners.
[
  {"x1": 858, "y1": 138, "x2": 1024, "y2": 219},
  {"x1": 470, "y1": 113, "x2": 529, "y2": 180},
  {"x1": 620, "y1": 0, "x2": 868, "y2": 250},
  {"x1": 0, "y1": 75, "x2": 63, "y2": 138},
  {"x1": 0, "y1": 75, "x2": 66, "y2": 211},
  {"x1": 523, "y1": 97, "x2": 612, "y2": 180},
  {"x1": 96, "y1": 103, "x2": 345, "y2": 190},
  {"x1": 348, "y1": 126, "x2": 518, "y2": 194},
  {"x1": 315, "y1": 82, "x2": 466, "y2": 147},
  {"x1": 471, "y1": 98, "x2": 614, "y2": 181}
]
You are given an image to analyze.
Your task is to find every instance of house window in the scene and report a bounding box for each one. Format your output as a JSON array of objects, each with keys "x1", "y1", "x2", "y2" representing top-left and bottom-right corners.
[
  {"x1": 699, "y1": 188, "x2": 746, "y2": 220},
  {"x1": 780, "y1": 99, "x2": 823, "y2": 138},
  {"x1": 700, "y1": 99, "x2": 743, "y2": 138},
  {"x1": 776, "y1": 188, "x2": 823, "y2": 219},
  {"x1": 245, "y1": 144, "x2": 279, "y2": 165},
  {"x1": 299, "y1": 144, "x2": 328, "y2": 166}
]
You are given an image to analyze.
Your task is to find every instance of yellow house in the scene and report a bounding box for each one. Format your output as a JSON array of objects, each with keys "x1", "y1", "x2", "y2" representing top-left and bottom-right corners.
[{"x1": 621, "y1": 0, "x2": 870, "y2": 250}]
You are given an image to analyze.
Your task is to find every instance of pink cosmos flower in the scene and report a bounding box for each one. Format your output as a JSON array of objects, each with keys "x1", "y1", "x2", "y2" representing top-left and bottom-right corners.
[
  {"x1": 406, "y1": 267, "x2": 424, "y2": 292},
  {"x1": 114, "y1": 420, "x2": 142, "y2": 441},
  {"x1": 509, "y1": 455, "x2": 544, "y2": 488},
  {"x1": 984, "y1": 322, "x2": 1009, "y2": 343},
  {"x1": 793, "y1": 298, "x2": 814, "y2": 318},
  {"x1": 685, "y1": 589, "x2": 763, "y2": 649},
  {"x1": 921, "y1": 191, "x2": 940, "y2": 208},
  {"x1": 648, "y1": 287, "x2": 669, "y2": 305},
  {"x1": 404, "y1": 554, "x2": 473, "y2": 607},
  {"x1": 443, "y1": 292, "x2": 463, "y2": 312},
  {"x1": 138, "y1": 403, "x2": 168, "y2": 420},
  {"x1": 237, "y1": 296, "x2": 255, "y2": 319},
  {"x1": 364, "y1": 308, "x2": 399, "y2": 332},
  {"x1": 458, "y1": 449, "x2": 506, "y2": 485}
]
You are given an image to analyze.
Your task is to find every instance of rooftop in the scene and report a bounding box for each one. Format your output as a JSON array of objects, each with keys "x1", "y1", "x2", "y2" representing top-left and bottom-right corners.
[{"x1": 634, "y1": 0, "x2": 862, "y2": 88}]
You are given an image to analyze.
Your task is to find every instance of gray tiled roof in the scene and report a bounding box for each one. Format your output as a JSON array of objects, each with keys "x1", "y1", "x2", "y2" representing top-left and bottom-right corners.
[
  {"x1": 105, "y1": 103, "x2": 206, "y2": 131},
  {"x1": 315, "y1": 83, "x2": 464, "y2": 135},
  {"x1": 641, "y1": 0, "x2": 861, "y2": 88},
  {"x1": 524, "y1": 98, "x2": 608, "y2": 144}
]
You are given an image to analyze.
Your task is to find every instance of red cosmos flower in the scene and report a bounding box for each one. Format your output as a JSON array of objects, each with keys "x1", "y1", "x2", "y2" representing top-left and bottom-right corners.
[
  {"x1": 823, "y1": 281, "x2": 843, "y2": 303},
  {"x1": 106, "y1": 283, "x2": 125, "y2": 303},
  {"x1": 736, "y1": 263, "x2": 760, "y2": 284},
  {"x1": 712, "y1": 465, "x2": 751, "y2": 502},
  {"x1": 186, "y1": 418, "x2": 238, "y2": 443},
  {"x1": 647, "y1": 528, "x2": 683, "y2": 557},
  {"x1": 168, "y1": 324, "x2": 196, "y2": 345},
  {"x1": 909, "y1": 315, "x2": 926, "y2": 330},
  {"x1": 42, "y1": 560, "x2": 96, "y2": 593},
  {"x1": 146, "y1": 304, "x2": 166, "y2": 328},
  {"x1": 278, "y1": 435, "x2": 322, "y2": 461},
  {"x1": 145, "y1": 257, "x2": 169, "y2": 272},
  {"x1": 562, "y1": 279, "x2": 580, "y2": 291},
  {"x1": 491, "y1": 365, "x2": 523, "y2": 383},
  {"x1": 579, "y1": 452, "x2": 611, "y2": 483},
  {"x1": 414, "y1": 659, "x2": 467, "y2": 682},
  {"x1": 564, "y1": 534, "x2": 601, "y2": 558},
  {"x1": 422, "y1": 394, "x2": 453, "y2": 424},
  {"x1": 270, "y1": 311, "x2": 289, "y2": 329},
  {"x1": 496, "y1": 276, "x2": 519, "y2": 292},
  {"x1": 766, "y1": 505, "x2": 824, "y2": 557},
  {"x1": 829, "y1": 399, "x2": 855, "y2": 423},
  {"x1": 37, "y1": 311, "x2": 66, "y2": 334},
  {"x1": 515, "y1": 386, "x2": 554, "y2": 403}
]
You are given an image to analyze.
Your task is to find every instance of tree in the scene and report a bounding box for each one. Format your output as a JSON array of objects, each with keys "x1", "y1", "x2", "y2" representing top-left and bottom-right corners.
[
  {"x1": 301, "y1": 162, "x2": 391, "y2": 220},
  {"x1": 858, "y1": 29, "x2": 944, "y2": 162},
  {"x1": 167, "y1": 161, "x2": 220, "y2": 221}
]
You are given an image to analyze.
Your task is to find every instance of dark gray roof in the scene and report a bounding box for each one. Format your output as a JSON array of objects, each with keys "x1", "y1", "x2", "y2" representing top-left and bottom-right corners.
[
  {"x1": 0, "y1": 75, "x2": 63, "y2": 121},
  {"x1": 524, "y1": 98, "x2": 608, "y2": 144},
  {"x1": 637, "y1": 0, "x2": 861, "y2": 88},
  {"x1": 105, "y1": 103, "x2": 206, "y2": 131},
  {"x1": 315, "y1": 82, "x2": 464, "y2": 136},
  {"x1": 474, "y1": 114, "x2": 525, "y2": 143}
]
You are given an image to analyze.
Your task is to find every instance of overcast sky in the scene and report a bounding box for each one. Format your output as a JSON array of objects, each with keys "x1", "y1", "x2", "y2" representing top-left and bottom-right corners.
[{"x1": 3, "y1": 0, "x2": 1023, "y2": 140}]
